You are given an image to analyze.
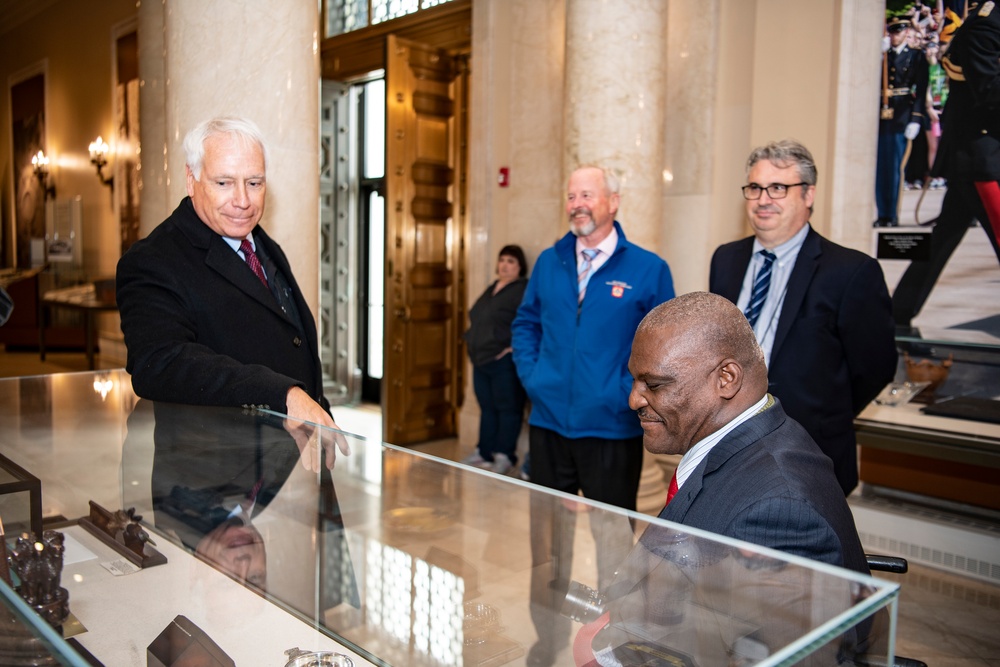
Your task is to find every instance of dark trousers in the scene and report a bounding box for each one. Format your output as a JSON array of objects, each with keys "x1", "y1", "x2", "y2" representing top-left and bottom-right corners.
[
  {"x1": 472, "y1": 354, "x2": 526, "y2": 464},
  {"x1": 892, "y1": 180, "x2": 1000, "y2": 325},
  {"x1": 876, "y1": 131, "x2": 908, "y2": 223},
  {"x1": 527, "y1": 426, "x2": 644, "y2": 659}
]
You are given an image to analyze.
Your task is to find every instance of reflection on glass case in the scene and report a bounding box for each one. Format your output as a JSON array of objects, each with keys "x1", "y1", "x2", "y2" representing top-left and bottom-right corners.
[{"x1": 0, "y1": 370, "x2": 901, "y2": 666}]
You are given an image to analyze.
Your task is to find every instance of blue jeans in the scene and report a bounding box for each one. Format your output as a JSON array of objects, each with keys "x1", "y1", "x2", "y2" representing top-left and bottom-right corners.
[{"x1": 472, "y1": 354, "x2": 526, "y2": 464}]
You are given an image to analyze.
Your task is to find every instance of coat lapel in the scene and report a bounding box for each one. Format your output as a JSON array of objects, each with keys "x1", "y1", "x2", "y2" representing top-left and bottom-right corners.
[
  {"x1": 770, "y1": 229, "x2": 820, "y2": 360},
  {"x1": 720, "y1": 239, "x2": 754, "y2": 302},
  {"x1": 173, "y1": 200, "x2": 288, "y2": 318}
]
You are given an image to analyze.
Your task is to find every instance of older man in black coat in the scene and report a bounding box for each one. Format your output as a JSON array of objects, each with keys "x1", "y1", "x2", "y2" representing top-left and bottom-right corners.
[{"x1": 117, "y1": 117, "x2": 337, "y2": 432}]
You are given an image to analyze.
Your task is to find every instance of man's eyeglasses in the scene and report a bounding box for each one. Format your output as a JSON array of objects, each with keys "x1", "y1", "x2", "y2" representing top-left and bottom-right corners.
[{"x1": 741, "y1": 182, "x2": 809, "y2": 200}]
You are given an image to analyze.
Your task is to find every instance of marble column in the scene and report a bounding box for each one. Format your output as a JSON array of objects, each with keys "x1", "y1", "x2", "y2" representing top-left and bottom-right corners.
[
  {"x1": 137, "y1": 0, "x2": 168, "y2": 236},
  {"x1": 137, "y1": 0, "x2": 321, "y2": 307},
  {"x1": 563, "y1": 0, "x2": 668, "y2": 252},
  {"x1": 564, "y1": 0, "x2": 671, "y2": 509}
]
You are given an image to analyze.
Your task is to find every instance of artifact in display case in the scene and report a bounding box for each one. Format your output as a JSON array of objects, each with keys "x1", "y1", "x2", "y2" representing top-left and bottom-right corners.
[
  {"x1": 7, "y1": 530, "x2": 70, "y2": 630},
  {"x1": 0, "y1": 525, "x2": 73, "y2": 666},
  {"x1": 148, "y1": 615, "x2": 235, "y2": 667},
  {"x1": 283, "y1": 647, "x2": 354, "y2": 667},
  {"x1": 79, "y1": 502, "x2": 166, "y2": 568},
  {"x1": 903, "y1": 351, "x2": 953, "y2": 401}
]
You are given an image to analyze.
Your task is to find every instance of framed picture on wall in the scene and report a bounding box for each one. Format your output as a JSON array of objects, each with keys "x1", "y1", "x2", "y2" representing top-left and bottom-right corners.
[{"x1": 8, "y1": 66, "x2": 47, "y2": 268}]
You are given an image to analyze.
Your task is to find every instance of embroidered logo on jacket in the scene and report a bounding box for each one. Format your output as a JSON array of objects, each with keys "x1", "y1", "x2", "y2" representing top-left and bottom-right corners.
[{"x1": 606, "y1": 280, "x2": 632, "y2": 298}]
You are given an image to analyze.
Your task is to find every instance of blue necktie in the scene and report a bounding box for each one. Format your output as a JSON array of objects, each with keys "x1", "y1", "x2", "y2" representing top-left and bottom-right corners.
[
  {"x1": 578, "y1": 248, "x2": 599, "y2": 303},
  {"x1": 744, "y1": 250, "x2": 776, "y2": 327}
]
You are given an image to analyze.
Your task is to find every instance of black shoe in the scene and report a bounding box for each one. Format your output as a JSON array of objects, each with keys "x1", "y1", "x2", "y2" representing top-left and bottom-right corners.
[{"x1": 873, "y1": 218, "x2": 898, "y2": 228}]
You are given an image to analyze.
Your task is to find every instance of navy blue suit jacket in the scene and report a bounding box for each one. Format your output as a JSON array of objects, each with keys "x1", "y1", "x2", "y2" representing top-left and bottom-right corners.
[
  {"x1": 117, "y1": 198, "x2": 327, "y2": 412},
  {"x1": 657, "y1": 399, "x2": 868, "y2": 574},
  {"x1": 709, "y1": 228, "x2": 897, "y2": 494}
]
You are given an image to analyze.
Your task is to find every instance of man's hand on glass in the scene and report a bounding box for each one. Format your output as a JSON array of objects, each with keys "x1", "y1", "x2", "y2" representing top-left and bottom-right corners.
[{"x1": 283, "y1": 386, "x2": 350, "y2": 471}]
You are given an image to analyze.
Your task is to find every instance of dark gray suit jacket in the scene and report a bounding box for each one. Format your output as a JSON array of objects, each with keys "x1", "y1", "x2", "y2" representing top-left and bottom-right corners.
[
  {"x1": 117, "y1": 197, "x2": 327, "y2": 412},
  {"x1": 657, "y1": 399, "x2": 868, "y2": 574},
  {"x1": 709, "y1": 228, "x2": 897, "y2": 494}
]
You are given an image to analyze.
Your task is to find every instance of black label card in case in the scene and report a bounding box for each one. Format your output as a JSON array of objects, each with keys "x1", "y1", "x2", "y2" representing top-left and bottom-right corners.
[{"x1": 876, "y1": 232, "x2": 932, "y2": 260}]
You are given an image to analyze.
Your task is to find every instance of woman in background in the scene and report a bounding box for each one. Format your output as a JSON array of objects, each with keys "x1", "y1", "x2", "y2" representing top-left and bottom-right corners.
[{"x1": 462, "y1": 245, "x2": 529, "y2": 475}]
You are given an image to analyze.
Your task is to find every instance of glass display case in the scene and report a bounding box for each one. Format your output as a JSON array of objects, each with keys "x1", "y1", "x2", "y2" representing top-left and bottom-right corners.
[
  {"x1": 856, "y1": 328, "x2": 1000, "y2": 514},
  {"x1": 0, "y1": 370, "x2": 900, "y2": 666}
]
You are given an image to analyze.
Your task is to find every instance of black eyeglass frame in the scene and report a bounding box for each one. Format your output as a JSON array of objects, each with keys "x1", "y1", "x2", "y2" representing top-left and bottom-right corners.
[{"x1": 741, "y1": 182, "x2": 809, "y2": 200}]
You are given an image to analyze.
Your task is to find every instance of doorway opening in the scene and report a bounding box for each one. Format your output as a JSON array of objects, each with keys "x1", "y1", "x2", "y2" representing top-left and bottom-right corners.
[
  {"x1": 319, "y1": 76, "x2": 386, "y2": 407},
  {"x1": 357, "y1": 79, "x2": 385, "y2": 404}
]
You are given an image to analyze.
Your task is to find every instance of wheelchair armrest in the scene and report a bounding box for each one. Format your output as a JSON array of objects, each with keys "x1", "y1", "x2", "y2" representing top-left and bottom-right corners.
[{"x1": 866, "y1": 554, "x2": 908, "y2": 574}]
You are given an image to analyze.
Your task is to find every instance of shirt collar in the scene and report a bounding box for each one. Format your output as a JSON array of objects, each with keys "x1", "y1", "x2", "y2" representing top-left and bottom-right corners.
[
  {"x1": 222, "y1": 233, "x2": 257, "y2": 254},
  {"x1": 752, "y1": 222, "x2": 810, "y2": 264},
  {"x1": 575, "y1": 225, "x2": 619, "y2": 259},
  {"x1": 675, "y1": 394, "x2": 770, "y2": 489}
]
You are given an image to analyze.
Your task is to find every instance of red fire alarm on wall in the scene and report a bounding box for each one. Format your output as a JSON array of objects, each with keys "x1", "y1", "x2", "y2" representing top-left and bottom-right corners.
[{"x1": 498, "y1": 167, "x2": 510, "y2": 187}]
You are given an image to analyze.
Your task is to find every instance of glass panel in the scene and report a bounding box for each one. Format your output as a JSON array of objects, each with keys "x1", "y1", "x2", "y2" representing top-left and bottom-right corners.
[
  {"x1": 0, "y1": 579, "x2": 92, "y2": 667},
  {"x1": 326, "y1": 0, "x2": 369, "y2": 38},
  {"x1": 372, "y1": 0, "x2": 420, "y2": 25},
  {"x1": 364, "y1": 80, "x2": 385, "y2": 180},
  {"x1": 0, "y1": 490, "x2": 31, "y2": 536},
  {"x1": 0, "y1": 372, "x2": 900, "y2": 666},
  {"x1": 368, "y1": 190, "x2": 385, "y2": 380}
]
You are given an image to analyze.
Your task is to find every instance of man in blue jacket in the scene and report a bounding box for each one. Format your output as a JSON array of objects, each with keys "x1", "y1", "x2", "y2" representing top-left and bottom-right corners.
[{"x1": 512, "y1": 165, "x2": 674, "y2": 666}]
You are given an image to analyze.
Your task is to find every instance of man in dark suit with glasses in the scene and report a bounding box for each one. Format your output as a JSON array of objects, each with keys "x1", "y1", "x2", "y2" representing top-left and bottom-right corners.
[{"x1": 709, "y1": 140, "x2": 897, "y2": 495}]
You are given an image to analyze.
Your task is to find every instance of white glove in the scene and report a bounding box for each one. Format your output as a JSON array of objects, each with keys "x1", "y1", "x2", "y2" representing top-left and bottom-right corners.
[
  {"x1": 882, "y1": 35, "x2": 891, "y2": 52},
  {"x1": 904, "y1": 122, "x2": 921, "y2": 140}
]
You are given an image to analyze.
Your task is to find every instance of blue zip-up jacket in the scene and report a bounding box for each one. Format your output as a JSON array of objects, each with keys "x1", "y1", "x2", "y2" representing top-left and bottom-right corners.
[{"x1": 511, "y1": 222, "x2": 675, "y2": 439}]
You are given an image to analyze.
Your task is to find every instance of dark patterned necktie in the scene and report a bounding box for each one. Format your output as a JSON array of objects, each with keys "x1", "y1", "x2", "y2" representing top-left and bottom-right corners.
[
  {"x1": 240, "y1": 239, "x2": 268, "y2": 288},
  {"x1": 744, "y1": 250, "x2": 776, "y2": 327}
]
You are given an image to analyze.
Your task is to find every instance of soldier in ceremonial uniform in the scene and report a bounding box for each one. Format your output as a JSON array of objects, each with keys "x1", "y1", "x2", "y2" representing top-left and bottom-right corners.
[
  {"x1": 892, "y1": 0, "x2": 1000, "y2": 326},
  {"x1": 875, "y1": 17, "x2": 929, "y2": 227}
]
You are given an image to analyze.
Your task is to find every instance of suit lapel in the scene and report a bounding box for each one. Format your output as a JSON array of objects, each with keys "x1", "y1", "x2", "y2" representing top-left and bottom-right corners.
[
  {"x1": 771, "y1": 229, "x2": 820, "y2": 360},
  {"x1": 658, "y1": 402, "x2": 786, "y2": 523},
  {"x1": 719, "y1": 239, "x2": 754, "y2": 302}
]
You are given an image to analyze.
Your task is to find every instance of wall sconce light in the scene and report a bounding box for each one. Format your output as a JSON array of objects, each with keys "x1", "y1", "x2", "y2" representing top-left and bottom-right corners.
[
  {"x1": 31, "y1": 150, "x2": 57, "y2": 200},
  {"x1": 88, "y1": 136, "x2": 113, "y2": 188}
]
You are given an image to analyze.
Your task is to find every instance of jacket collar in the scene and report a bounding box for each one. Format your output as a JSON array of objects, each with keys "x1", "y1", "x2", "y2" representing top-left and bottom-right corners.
[{"x1": 659, "y1": 398, "x2": 786, "y2": 522}]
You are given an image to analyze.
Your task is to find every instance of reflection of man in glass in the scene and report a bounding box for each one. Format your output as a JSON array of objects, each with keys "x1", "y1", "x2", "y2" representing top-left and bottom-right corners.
[
  {"x1": 128, "y1": 400, "x2": 358, "y2": 610},
  {"x1": 164, "y1": 487, "x2": 269, "y2": 590},
  {"x1": 144, "y1": 402, "x2": 296, "y2": 592},
  {"x1": 196, "y1": 518, "x2": 267, "y2": 589}
]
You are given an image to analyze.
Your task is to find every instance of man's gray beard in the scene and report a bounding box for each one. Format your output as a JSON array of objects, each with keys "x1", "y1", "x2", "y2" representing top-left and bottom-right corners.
[{"x1": 570, "y1": 217, "x2": 597, "y2": 237}]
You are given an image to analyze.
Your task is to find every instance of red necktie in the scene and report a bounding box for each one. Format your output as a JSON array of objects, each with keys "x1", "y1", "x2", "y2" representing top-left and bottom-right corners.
[
  {"x1": 665, "y1": 471, "x2": 679, "y2": 507},
  {"x1": 240, "y1": 239, "x2": 268, "y2": 288}
]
